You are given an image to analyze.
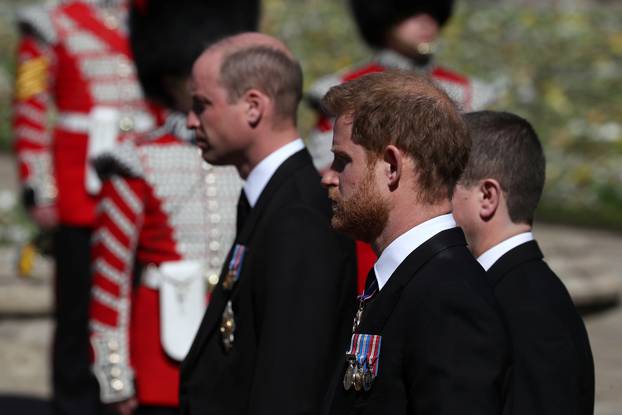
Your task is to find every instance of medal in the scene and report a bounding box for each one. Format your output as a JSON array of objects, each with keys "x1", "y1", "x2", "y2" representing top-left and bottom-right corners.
[
  {"x1": 343, "y1": 358, "x2": 355, "y2": 390},
  {"x1": 222, "y1": 244, "x2": 246, "y2": 292},
  {"x1": 219, "y1": 245, "x2": 246, "y2": 351},
  {"x1": 220, "y1": 300, "x2": 236, "y2": 351},
  {"x1": 352, "y1": 305, "x2": 363, "y2": 333},
  {"x1": 344, "y1": 332, "x2": 383, "y2": 393},
  {"x1": 353, "y1": 364, "x2": 363, "y2": 391},
  {"x1": 222, "y1": 270, "x2": 236, "y2": 290},
  {"x1": 362, "y1": 366, "x2": 373, "y2": 391}
]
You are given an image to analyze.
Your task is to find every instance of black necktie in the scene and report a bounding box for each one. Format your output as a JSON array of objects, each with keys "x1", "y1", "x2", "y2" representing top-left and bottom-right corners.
[
  {"x1": 363, "y1": 267, "x2": 378, "y2": 294},
  {"x1": 236, "y1": 191, "x2": 251, "y2": 235}
]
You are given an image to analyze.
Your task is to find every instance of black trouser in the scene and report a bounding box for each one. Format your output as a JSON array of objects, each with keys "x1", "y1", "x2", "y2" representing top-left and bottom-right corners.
[
  {"x1": 136, "y1": 406, "x2": 179, "y2": 415},
  {"x1": 52, "y1": 225, "x2": 101, "y2": 415}
]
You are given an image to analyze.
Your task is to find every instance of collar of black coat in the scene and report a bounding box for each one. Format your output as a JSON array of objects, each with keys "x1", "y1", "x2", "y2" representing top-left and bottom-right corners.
[
  {"x1": 235, "y1": 148, "x2": 312, "y2": 245},
  {"x1": 358, "y1": 227, "x2": 467, "y2": 333},
  {"x1": 486, "y1": 240, "x2": 544, "y2": 288}
]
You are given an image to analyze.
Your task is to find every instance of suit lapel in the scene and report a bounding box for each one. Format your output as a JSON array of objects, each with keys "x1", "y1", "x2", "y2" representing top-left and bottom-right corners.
[
  {"x1": 236, "y1": 149, "x2": 313, "y2": 244},
  {"x1": 486, "y1": 240, "x2": 543, "y2": 288},
  {"x1": 359, "y1": 228, "x2": 467, "y2": 333},
  {"x1": 182, "y1": 149, "x2": 314, "y2": 374},
  {"x1": 181, "y1": 270, "x2": 229, "y2": 374}
]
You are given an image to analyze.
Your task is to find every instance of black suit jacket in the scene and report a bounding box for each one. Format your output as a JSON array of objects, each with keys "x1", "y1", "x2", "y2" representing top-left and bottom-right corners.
[
  {"x1": 180, "y1": 149, "x2": 357, "y2": 415},
  {"x1": 488, "y1": 240, "x2": 595, "y2": 415},
  {"x1": 325, "y1": 228, "x2": 509, "y2": 415}
]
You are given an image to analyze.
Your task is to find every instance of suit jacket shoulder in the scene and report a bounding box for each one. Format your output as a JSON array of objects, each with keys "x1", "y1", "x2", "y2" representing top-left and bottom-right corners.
[{"x1": 488, "y1": 240, "x2": 595, "y2": 415}]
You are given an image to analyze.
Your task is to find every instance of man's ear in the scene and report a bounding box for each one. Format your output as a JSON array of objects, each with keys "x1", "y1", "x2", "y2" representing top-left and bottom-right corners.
[
  {"x1": 479, "y1": 178, "x2": 502, "y2": 221},
  {"x1": 243, "y1": 89, "x2": 266, "y2": 128},
  {"x1": 383, "y1": 145, "x2": 403, "y2": 191}
]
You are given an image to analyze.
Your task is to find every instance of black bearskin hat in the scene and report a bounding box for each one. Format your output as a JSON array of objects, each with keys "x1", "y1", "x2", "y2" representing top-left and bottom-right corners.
[
  {"x1": 130, "y1": 0, "x2": 260, "y2": 108},
  {"x1": 349, "y1": 0, "x2": 454, "y2": 49}
]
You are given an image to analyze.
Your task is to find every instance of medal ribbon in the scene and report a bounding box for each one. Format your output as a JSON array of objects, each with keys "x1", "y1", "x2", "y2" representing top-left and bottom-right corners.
[
  {"x1": 347, "y1": 333, "x2": 359, "y2": 355},
  {"x1": 352, "y1": 278, "x2": 379, "y2": 334},
  {"x1": 347, "y1": 333, "x2": 382, "y2": 376},
  {"x1": 356, "y1": 334, "x2": 369, "y2": 370},
  {"x1": 367, "y1": 334, "x2": 382, "y2": 376},
  {"x1": 227, "y1": 244, "x2": 247, "y2": 283},
  {"x1": 358, "y1": 278, "x2": 378, "y2": 303}
]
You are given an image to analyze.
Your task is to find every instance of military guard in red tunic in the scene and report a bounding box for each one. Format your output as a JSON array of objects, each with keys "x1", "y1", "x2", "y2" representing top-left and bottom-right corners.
[
  {"x1": 12, "y1": 1, "x2": 160, "y2": 413},
  {"x1": 306, "y1": 0, "x2": 498, "y2": 291},
  {"x1": 88, "y1": 1, "x2": 259, "y2": 414}
]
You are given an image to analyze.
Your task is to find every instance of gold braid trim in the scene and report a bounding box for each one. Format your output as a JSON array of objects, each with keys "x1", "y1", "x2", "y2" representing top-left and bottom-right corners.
[{"x1": 15, "y1": 57, "x2": 48, "y2": 101}]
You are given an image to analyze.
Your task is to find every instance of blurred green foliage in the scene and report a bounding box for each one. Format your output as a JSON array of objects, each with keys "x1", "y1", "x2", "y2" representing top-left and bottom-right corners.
[
  {"x1": 0, "y1": 4, "x2": 18, "y2": 153},
  {"x1": 0, "y1": 0, "x2": 620, "y2": 228},
  {"x1": 262, "y1": 0, "x2": 622, "y2": 229}
]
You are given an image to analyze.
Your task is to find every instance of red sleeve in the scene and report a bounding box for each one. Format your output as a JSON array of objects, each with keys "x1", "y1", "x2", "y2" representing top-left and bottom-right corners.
[
  {"x1": 12, "y1": 34, "x2": 56, "y2": 206},
  {"x1": 89, "y1": 176, "x2": 146, "y2": 403}
]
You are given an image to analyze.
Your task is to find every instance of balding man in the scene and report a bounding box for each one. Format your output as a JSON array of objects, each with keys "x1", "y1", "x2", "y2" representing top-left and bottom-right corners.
[{"x1": 180, "y1": 33, "x2": 357, "y2": 415}]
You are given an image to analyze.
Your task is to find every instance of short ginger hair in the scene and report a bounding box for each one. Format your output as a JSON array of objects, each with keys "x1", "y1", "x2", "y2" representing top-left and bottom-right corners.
[{"x1": 322, "y1": 70, "x2": 470, "y2": 204}]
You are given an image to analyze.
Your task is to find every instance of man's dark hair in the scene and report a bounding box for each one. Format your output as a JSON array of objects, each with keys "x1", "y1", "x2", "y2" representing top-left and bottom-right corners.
[
  {"x1": 460, "y1": 111, "x2": 546, "y2": 225},
  {"x1": 322, "y1": 69, "x2": 470, "y2": 204},
  {"x1": 219, "y1": 46, "x2": 303, "y2": 124}
]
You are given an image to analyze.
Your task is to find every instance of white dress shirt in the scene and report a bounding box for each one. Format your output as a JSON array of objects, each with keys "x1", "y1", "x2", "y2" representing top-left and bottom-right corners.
[
  {"x1": 477, "y1": 232, "x2": 534, "y2": 271},
  {"x1": 243, "y1": 139, "x2": 305, "y2": 207},
  {"x1": 373, "y1": 214, "x2": 457, "y2": 291}
]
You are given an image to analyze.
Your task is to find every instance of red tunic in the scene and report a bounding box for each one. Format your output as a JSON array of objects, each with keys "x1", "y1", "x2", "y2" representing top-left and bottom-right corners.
[
  {"x1": 89, "y1": 121, "x2": 240, "y2": 406},
  {"x1": 13, "y1": 1, "x2": 160, "y2": 226}
]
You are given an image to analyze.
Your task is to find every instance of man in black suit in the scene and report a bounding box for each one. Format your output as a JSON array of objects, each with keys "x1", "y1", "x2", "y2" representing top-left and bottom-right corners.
[
  {"x1": 452, "y1": 110, "x2": 594, "y2": 415},
  {"x1": 320, "y1": 70, "x2": 509, "y2": 414},
  {"x1": 181, "y1": 33, "x2": 357, "y2": 415}
]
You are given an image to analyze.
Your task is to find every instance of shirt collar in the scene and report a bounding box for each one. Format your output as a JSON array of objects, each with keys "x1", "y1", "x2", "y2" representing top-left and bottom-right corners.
[
  {"x1": 373, "y1": 213, "x2": 457, "y2": 291},
  {"x1": 243, "y1": 139, "x2": 305, "y2": 207},
  {"x1": 477, "y1": 232, "x2": 534, "y2": 271}
]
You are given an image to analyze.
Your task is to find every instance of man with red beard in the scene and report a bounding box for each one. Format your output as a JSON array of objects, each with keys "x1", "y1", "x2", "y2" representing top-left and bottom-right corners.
[
  {"x1": 308, "y1": 0, "x2": 499, "y2": 292},
  {"x1": 320, "y1": 70, "x2": 509, "y2": 414}
]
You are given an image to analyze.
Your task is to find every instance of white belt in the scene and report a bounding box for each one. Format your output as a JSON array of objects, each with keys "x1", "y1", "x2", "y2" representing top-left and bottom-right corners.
[
  {"x1": 141, "y1": 261, "x2": 206, "y2": 289},
  {"x1": 57, "y1": 110, "x2": 156, "y2": 134}
]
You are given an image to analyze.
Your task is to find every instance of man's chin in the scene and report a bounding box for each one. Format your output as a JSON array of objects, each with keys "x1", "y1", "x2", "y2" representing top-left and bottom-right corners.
[
  {"x1": 330, "y1": 216, "x2": 369, "y2": 242},
  {"x1": 200, "y1": 148, "x2": 222, "y2": 165},
  {"x1": 201, "y1": 150, "x2": 240, "y2": 171},
  {"x1": 330, "y1": 215, "x2": 342, "y2": 231},
  {"x1": 200, "y1": 149, "x2": 215, "y2": 163}
]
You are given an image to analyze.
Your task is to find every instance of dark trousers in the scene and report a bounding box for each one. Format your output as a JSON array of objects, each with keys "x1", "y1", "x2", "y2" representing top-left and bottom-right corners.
[
  {"x1": 52, "y1": 225, "x2": 101, "y2": 415},
  {"x1": 136, "y1": 406, "x2": 179, "y2": 415}
]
